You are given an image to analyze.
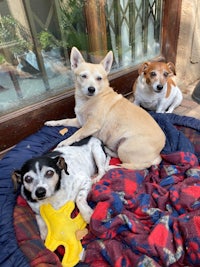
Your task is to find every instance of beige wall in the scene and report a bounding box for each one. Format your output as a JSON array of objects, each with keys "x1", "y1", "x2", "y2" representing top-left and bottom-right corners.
[
  {"x1": 7, "y1": 0, "x2": 30, "y2": 35},
  {"x1": 176, "y1": 0, "x2": 200, "y2": 90}
]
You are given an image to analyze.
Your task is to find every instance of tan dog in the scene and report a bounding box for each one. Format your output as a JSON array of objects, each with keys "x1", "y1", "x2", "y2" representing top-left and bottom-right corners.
[
  {"x1": 45, "y1": 47, "x2": 166, "y2": 170},
  {"x1": 133, "y1": 61, "x2": 183, "y2": 113}
]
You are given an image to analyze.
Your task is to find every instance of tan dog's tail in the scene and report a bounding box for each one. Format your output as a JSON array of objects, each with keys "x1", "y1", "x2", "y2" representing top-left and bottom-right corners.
[{"x1": 118, "y1": 155, "x2": 162, "y2": 170}]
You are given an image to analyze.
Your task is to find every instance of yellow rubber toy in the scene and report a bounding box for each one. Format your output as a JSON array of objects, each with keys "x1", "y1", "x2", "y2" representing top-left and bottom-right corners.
[{"x1": 40, "y1": 201, "x2": 88, "y2": 267}]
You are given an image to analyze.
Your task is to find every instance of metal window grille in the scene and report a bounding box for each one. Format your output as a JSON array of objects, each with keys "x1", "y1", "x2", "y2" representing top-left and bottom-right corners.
[{"x1": 106, "y1": 0, "x2": 163, "y2": 66}]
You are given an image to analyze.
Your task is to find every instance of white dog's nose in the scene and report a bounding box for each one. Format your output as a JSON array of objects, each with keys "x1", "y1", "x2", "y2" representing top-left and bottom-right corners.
[
  {"x1": 88, "y1": 86, "x2": 95, "y2": 95},
  {"x1": 157, "y1": 84, "x2": 163, "y2": 91}
]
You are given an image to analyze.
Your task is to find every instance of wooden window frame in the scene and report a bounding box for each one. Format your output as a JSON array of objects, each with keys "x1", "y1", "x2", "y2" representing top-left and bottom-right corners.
[{"x1": 0, "y1": 0, "x2": 182, "y2": 156}]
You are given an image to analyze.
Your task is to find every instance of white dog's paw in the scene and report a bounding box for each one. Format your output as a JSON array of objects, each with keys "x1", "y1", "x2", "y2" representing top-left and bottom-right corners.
[
  {"x1": 92, "y1": 171, "x2": 105, "y2": 184},
  {"x1": 82, "y1": 208, "x2": 93, "y2": 224},
  {"x1": 36, "y1": 215, "x2": 47, "y2": 240},
  {"x1": 106, "y1": 164, "x2": 121, "y2": 170},
  {"x1": 92, "y1": 175, "x2": 102, "y2": 184},
  {"x1": 166, "y1": 108, "x2": 174, "y2": 113},
  {"x1": 40, "y1": 229, "x2": 47, "y2": 241},
  {"x1": 44, "y1": 120, "x2": 59, "y2": 127}
]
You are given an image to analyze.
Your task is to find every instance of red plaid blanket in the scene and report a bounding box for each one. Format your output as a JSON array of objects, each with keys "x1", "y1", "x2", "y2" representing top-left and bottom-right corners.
[{"x1": 14, "y1": 197, "x2": 62, "y2": 267}]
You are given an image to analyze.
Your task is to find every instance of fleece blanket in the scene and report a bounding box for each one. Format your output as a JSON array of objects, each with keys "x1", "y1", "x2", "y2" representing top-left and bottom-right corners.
[
  {"x1": 84, "y1": 153, "x2": 200, "y2": 266},
  {"x1": 0, "y1": 113, "x2": 200, "y2": 267}
]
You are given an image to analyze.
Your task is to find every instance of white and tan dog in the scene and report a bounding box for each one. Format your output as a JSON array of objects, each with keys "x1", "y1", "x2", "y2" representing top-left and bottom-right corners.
[
  {"x1": 133, "y1": 61, "x2": 183, "y2": 113},
  {"x1": 45, "y1": 47, "x2": 166, "y2": 170}
]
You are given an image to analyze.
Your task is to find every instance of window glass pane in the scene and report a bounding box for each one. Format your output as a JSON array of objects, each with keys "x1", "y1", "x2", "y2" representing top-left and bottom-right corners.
[
  {"x1": 0, "y1": 0, "x2": 163, "y2": 116},
  {"x1": 107, "y1": 0, "x2": 163, "y2": 68}
]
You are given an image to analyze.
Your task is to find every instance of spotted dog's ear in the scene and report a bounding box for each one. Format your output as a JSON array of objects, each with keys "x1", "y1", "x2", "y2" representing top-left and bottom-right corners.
[
  {"x1": 12, "y1": 170, "x2": 22, "y2": 192},
  {"x1": 56, "y1": 157, "x2": 69, "y2": 175}
]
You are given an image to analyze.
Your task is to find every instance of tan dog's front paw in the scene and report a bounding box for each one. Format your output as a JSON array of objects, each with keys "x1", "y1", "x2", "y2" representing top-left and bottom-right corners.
[
  {"x1": 57, "y1": 139, "x2": 71, "y2": 147},
  {"x1": 44, "y1": 120, "x2": 59, "y2": 127}
]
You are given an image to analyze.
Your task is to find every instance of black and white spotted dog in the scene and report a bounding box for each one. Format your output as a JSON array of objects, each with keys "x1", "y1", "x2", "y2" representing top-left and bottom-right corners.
[{"x1": 12, "y1": 137, "x2": 109, "y2": 240}]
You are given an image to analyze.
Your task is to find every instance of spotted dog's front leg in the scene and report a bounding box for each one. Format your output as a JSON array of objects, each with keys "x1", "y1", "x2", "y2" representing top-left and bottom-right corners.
[
  {"x1": 91, "y1": 140, "x2": 110, "y2": 183},
  {"x1": 75, "y1": 179, "x2": 93, "y2": 224},
  {"x1": 36, "y1": 214, "x2": 48, "y2": 240}
]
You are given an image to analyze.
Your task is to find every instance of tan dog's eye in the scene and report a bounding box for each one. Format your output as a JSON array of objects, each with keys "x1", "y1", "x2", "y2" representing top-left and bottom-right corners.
[
  {"x1": 24, "y1": 176, "x2": 33, "y2": 184},
  {"x1": 46, "y1": 170, "x2": 54, "y2": 178},
  {"x1": 96, "y1": 76, "x2": 102, "y2": 81},
  {"x1": 163, "y1": 72, "x2": 169, "y2": 78},
  {"x1": 150, "y1": 72, "x2": 156, "y2": 77},
  {"x1": 81, "y1": 74, "x2": 87, "y2": 79}
]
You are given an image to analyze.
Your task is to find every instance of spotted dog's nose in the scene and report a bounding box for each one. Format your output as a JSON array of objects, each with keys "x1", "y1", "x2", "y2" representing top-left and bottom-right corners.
[{"x1": 35, "y1": 187, "x2": 46, "y2": 199}]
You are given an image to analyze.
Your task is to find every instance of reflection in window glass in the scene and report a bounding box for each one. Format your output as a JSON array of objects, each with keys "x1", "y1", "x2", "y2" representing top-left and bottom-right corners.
[{"x1": 0, "y1": 0, "x2": 163, "y2": 115}]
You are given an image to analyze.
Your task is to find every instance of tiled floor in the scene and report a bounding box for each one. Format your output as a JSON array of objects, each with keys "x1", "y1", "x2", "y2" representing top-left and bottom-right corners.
[{"x1": 174, "y1": 80, "x2": 200, "y2": 119}]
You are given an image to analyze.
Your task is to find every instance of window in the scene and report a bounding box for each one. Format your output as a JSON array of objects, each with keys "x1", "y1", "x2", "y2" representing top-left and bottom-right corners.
[{"x1": 0, "y1": 0, "x2": 181, "y2": 154}]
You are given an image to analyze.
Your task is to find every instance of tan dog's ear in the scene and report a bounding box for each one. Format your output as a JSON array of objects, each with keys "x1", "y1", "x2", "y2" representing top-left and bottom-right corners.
[
  {"x1": 138, "y1": 62, "x2": 150, "y2": 75},
  {"x1": 70, "y1": 47, "x2": 85, "y2": 70},
  {"x1": 56, "y1": 157, "x2": 69, "y2": 175},
  {"x1": 167, "y1": 62, "x2": 176, "y2": 76},
  {"x1": 12, "y1": 171, "x2": 22, "y2": 192},
  {"x1": 100, "y1": 51, "x2": 113, "y2": 74}
]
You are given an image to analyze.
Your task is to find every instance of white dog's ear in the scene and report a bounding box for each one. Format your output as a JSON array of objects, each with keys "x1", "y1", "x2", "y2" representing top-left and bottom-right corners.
[
  {"x1": 167, "y1": 62, "x2": 176, "y2": 76},
  {"x1": 70, "y1": 47, "x2": 85, "y2": 70},
  {"x1": 100, "y1": 51, "x2": 113, "y2": 74},
  {"x1": 139, "y1": 62, "x2": 150, "y2": 75}
]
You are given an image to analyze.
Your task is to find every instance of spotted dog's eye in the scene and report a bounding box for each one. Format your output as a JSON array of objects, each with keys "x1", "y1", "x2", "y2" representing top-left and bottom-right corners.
[
  {"x1": 150, "y1": 72, "x2": 156, "y2": 77},
  {"x1": 163, "y1": 72, "x2": 169, "y2": 78},
  {"x1": 24, "y1": 176, "x2": 33, "y2": 184},
  {"x1": 81, "y1": 74, "x2": 87, "y2": 79},
  {"x1": 96, "y1": 76, "x2": 102, "y2": 81},
  {"x1": 46, "y1": 170, "x2": 54, "y2": 178}
]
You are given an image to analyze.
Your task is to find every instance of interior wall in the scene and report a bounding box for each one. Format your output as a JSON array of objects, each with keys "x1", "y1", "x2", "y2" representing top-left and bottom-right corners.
[{"x1": 176, "y1": 0, "x2": 200, "y2": 90}]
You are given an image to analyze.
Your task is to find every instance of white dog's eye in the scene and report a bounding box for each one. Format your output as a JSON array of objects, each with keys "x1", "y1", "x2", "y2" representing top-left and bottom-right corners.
[
  {"x1": 24, "y1": 175, "x2": 33, "y2": 184},
  {"x1": 163, "y1": 72, "x2": 169, "y2": 77},
  {"x1": 96, "y1": 76, "x2": 102, "y2": 81},
  {"x1": 45, "y1": 170, "x2": 54, "y2": 178},
  {"x1": 81, "y1": 74, "x2": 87, "y2": 79},
  {"x1": 150, "y1": 72, "x2": 156, "y2": 77}
]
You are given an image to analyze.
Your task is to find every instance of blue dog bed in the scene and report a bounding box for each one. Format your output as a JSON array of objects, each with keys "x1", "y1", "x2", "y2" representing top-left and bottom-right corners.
[
  {"x1": 0, "y1": 114, "x2": 200, "y2": 267},
  {"x1": 0, "y1": 126, "x2": 78, "y2": 267}
]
